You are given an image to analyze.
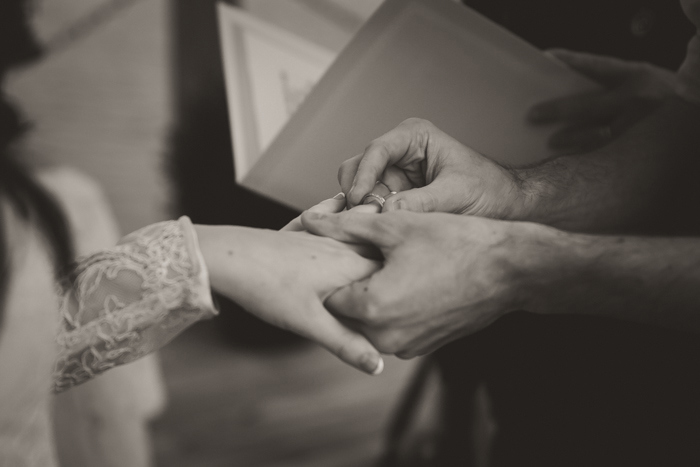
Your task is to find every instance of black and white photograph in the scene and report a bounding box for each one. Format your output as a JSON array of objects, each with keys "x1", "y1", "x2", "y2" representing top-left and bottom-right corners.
[{"x1": 1, "y1": 0, "x2": 699, "y2": 466}]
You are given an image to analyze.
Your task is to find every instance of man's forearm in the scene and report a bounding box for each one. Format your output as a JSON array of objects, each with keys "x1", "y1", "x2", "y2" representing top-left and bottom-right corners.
[
  {"x1": 514, "y1": 97, "x2": 700, "y2": 234},
  {"x1": 522, "y1": 226, "x2": 700, "y2": 332}
]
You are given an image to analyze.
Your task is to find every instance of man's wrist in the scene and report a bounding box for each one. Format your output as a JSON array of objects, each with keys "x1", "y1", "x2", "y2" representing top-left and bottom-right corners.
[
  {"x1": 503, "y1": 165, "x2": 544, "y2": 222},
  {"x1": 509, "y1": 222, "x2": 583, "y2": 315},
  {"x1": 508, "y1": 155, "x2": 599, "y2": 229}
]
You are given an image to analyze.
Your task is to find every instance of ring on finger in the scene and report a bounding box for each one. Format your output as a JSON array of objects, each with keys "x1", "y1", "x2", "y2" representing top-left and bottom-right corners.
[{"x1": 362, "y1": 193, "x2": 386, "y2": 207}]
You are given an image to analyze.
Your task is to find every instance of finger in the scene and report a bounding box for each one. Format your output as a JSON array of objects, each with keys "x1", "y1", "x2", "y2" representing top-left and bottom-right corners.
[
  {"x1": 309, "y1": 193, "x2": 346, "y2": 214},
  {"x1": 340, "y1": 161, "x2": 414, "y2": 210},
  {"x1": 311, "y1": 209, "x2": 384, "y2": 258},
  {"x1": 302, "y1": 210, "x2": 399, "y2": 248},
  {"x1": 300, "y1": 298, "x2": 384, "y2": 375},
  {"x1": 280, "y1": 217, "x2": 304, "y2": 232},
  {"x1": 363, "y1": 179, "x2": 392, "y2": 205},
  {"x1": 343, "y1": 207, "x2": 391, "y2": 258},
  {"x1": 281, "y1": 193, "x2": 346, "y2": 231},
  {"x1": 359, "y1": 178, "x2": 405, "y2": 210},
  {"x1": 381, "y1": 166, "x2": 415, "y2": 193},
  {"x1": 382, "y1": 176, "x2": 465, "y2": 213},
  {"x1": 548, "y1": 49, "x2": 639, "y2": 85},
  {"x1": 348, "y1": 144, "x2": 396, "y2": 208},
  {"x1": 325, "y1": 277, "x2": 374, "y2": 321},
  {"x1": 528, "y1": 91, "x2": 628, "y2": 124},
  {"x1": 347, "y1": 119, "x2": 431, "y2": 208},
  {"x1": 338, "y1": 154, "x2": 363, "y2": 196},
  {"x1": 342, "y1": 242, "x2": 384, "y2": 261},
  {"x1": 352, "y1": 203, "x2": 382, "y2": 214}
]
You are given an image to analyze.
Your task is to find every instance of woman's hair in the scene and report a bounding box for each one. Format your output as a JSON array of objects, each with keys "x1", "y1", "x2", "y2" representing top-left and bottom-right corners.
[{"x1": 0, "y1": 0, "x2": 74, "y2": 319}]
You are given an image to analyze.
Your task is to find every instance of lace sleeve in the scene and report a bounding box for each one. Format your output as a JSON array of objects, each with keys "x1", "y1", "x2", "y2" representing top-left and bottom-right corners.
[{"x1": 53, "y1": 216, "x2": 217, "y2": 392}]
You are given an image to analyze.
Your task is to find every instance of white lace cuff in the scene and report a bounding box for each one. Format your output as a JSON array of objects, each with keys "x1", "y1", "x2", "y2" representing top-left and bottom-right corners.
[{"x1": 53, "y1": 216, "x2": 217, "y2": 392}]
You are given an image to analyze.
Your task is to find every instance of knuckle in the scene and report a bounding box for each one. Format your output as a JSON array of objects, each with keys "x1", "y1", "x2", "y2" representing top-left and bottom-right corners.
[
  {"x1": 357, "y1": 285, "x2": 395, "y2": 323},
  {"x1": 361, "y1": 293, "x2": 383, "y2": 323},
  {"x1": 404, "y1": 118, "x2": 435, "y2": 141},
  {"x1": 401, "y1": 117, "x2": 432, "y2": 129}
]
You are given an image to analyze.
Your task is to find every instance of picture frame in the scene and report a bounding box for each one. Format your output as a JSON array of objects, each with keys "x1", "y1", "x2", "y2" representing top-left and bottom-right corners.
[{"x1": 217, "y1": 3, "x2": 335, "y2": 183}]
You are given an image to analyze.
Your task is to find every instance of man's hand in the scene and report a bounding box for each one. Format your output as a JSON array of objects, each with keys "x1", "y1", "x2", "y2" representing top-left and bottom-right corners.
[
  {"x1": 340, "y1": 118, "x2": 526, "y2": 218},
  {"x1": 302, "y1": 209, "x2": 541, "y2": 358},
  {"x1": 195, "y1": 221, "x2": 384, "y2": 375},
  {"x1": 528, "y1": 49, "x2": 676, "y2": 153}
]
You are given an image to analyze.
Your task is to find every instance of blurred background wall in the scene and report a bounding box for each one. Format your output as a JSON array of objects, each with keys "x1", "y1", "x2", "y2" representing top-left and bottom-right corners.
[{"x1": 7, "y1": 0, "x2": 173, "y2": 234}]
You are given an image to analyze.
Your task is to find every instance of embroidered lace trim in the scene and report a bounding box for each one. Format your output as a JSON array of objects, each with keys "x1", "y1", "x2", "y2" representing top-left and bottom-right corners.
[{"x1": 53, "y1": 218, "x2": 216, "y2": 392}]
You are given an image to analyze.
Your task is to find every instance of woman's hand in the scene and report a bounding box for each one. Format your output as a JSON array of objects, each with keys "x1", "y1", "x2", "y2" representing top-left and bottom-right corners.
[
  {"x1": 194, "y1": 219, "x2": 384, "y2": 376},
  {"x1": 528, "y1": 49, "x2": 677, "y2": 153}
]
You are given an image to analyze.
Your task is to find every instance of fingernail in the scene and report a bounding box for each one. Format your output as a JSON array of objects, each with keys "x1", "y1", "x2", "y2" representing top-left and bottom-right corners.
[
  {"x1": 360, "y1": 353, "x2": 384, "y2": 375},
  {"x1": 333, "y1": 192, "x2": 345, "y2": 200},
  {"x1": 372, "y1": 357, "x2": 384, "y2": 375}
]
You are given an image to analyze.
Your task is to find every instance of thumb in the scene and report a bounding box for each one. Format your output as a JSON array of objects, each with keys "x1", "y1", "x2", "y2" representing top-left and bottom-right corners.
[{"x1": 383, "y1": 178, "x2": 465, "y2": 213}]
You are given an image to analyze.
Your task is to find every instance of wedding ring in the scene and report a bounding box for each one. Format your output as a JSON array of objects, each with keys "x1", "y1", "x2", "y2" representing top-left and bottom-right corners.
[
  {"x1": 384, "y1": 191, "x2": 398, "y2": 201},
  {"x1": 362, "y1": 192, "x2": 386, "y2": 207}
]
